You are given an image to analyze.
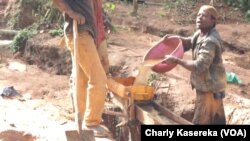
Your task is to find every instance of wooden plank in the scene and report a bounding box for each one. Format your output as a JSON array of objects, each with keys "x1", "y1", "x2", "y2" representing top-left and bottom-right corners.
[
  {"x1": 103, "y1": 109, "x2": 127, "y2": 117},
  {"x1": 135, "y1": 103, "x2": 177, "y2": 125},
  {"x1": 152, "y1": 102, "x2": 192, "y2": 125},
  {"x1": 135, "y1": 102, "x2": 192, "y2": 125},
  {"x1": 135, "y1": 104, "x2": 163, "y2": 124},
  {"x1": 107, "y1": 78, "x2": 129, "y2": 99}
]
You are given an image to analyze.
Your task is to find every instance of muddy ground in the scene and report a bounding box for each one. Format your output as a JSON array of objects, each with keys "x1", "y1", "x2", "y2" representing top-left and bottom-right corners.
[{"x1": 0, "y1": 0, "x2": 250, "y2": 141}]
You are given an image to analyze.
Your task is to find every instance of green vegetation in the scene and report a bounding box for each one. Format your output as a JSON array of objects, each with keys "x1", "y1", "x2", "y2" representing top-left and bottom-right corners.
[
  {"x1": 147, "y1": 73, "x2": 158, "y2": 87},
  {"x1": 164, "y1": 0, "x2": 196, "y2": 11},
  {"x1": 5, "y1": 3, "x2": 22, "y2": 28},
  {"x1": 8, "y1": 0, "x2": 63, "y2": 53},
  {"x1": 224, "y1": 0, "x2": 250, "y2": 21},
  {"x1": 10, "y1": 24, "x2": 38, "y2": 53},
  {"x1": 6, "y1": 0, "x2": 62, "y2": 29},
  {"x1": 7, "y1": 0, "x2": 250, "y2": 53},
  {"x1": 10, "y1": 29, "x2": 33, "y2": 53},
  {"x1": 23, "y1": 0, "x2": 62, "y2": 24},
  {"x1": 42, "y1": 1, "x2": 63, "y2": 25},
  {"x1": 245, "y1": 10, "x2": 250, "y2": 21},
  {"x1": 103, "y1": 2, "x2": 116, "y2": 12},
  {"x1": 224, "y1": 0, "x2": 250, "y2": 12},
  {"x1": 147, "y1": 72, "x2": 166, "y2": 88},
  {"x1": 49, "y1": 28, "x2": 63, "y2": 37}
]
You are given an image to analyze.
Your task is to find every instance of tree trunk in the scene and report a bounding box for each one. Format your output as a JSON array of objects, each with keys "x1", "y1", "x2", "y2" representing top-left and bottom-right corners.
[{"x1": 132, "y1": 0, "x2": 138, "y2": 16}]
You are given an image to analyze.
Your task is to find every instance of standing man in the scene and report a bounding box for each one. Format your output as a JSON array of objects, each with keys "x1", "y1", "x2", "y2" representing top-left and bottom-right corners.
[
  {"x1": 163, "y1": 5, "x2": 227, "y2": 125},
  {"x1": 52, "y1": 0, "x2": 109, "y2": 137}
]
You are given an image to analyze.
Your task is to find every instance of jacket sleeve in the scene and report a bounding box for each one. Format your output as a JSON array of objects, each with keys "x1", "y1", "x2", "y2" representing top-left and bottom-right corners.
[{"x1": 194, "y1": 41, "x2": 216, "y2": 74}]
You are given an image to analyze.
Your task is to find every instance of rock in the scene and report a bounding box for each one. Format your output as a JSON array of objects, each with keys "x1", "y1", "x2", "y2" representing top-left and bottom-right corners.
[
  {"x1": 8, "y1": 61, "x2": 26, "y2": 72},
  {"x1": 0, "y1": 86, "x2": 20, "y2": 97}
]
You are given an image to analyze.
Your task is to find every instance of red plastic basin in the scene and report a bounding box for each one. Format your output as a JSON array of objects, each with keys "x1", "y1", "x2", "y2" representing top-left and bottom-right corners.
[{"x1": 143, "y1": 36, "x2": 184, "y2": 73}]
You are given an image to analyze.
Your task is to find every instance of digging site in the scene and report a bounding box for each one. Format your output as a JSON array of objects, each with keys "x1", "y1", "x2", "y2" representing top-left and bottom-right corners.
[{"x1": 0, "y1": 0, "x2": 250, "y2": 141}]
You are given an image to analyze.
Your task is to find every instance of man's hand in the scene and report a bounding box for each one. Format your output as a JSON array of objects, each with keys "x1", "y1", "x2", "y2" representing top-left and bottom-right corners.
[
  {"x1": 68, "y1": 11, "x2": 85, "y2": 25},
  {"x1": 162, "y1": 34, "x2": 179, "y2": 39},
  {"x1": 52, "y1": 0, "x2": 85, "y2": 24},
  {"x1": 162, "y1": 55, "x2": 178, "y2": 64}
]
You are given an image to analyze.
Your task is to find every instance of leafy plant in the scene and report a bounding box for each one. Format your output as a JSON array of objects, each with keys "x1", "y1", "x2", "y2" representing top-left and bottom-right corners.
[
  {"x1": 147, "y1": 72, "x2": 166, "y2": 89},
  {"x1": 224, "y1": 0, "x2": 250, "y2": 21},
  {"x1": 6, "y1": 0, "x2": 62, "y2": 29},
  {"x1": 10, "y1": 24, "x2": 38, "y2": 53},
  {"x1": 49, "y1": 28, "x2": 63, "y2": 37},
  {"x1": 164, "y1": 0, "x2": 195, "y2": 11},
  {"x1": 244, "y1": 10, "x2": 250, "y2": 22},
  {"x1": 42, "y1": 2, "x2": 63, "y2": 25},
  {"x1": 224, "y1": 0, "x2": 250, "y2": 12},
  {"x1": 147, "y1": 73, "x2": 158, "y2": 86},
  {"x1": 103, "y1": 2, "x2": 116, "y2": 12}
]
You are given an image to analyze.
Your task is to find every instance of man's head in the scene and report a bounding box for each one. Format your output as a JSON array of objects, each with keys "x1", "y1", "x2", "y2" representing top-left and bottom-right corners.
[{"x1": 196, "y1": 5, "x2": 217, "y2": 30}]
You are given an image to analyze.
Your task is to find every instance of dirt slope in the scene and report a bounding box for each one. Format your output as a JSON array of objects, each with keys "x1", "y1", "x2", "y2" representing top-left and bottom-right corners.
[{"x1": 0, "y1": 0, "x2": 250, "y2": 141}]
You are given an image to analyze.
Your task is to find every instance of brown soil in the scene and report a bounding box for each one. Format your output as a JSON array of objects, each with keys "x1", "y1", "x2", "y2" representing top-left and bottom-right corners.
[{"x1": 0, "y1": 0, "x2": 250, "y2": 140}]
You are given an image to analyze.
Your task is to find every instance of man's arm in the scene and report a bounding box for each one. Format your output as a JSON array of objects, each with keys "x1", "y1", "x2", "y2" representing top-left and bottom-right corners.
[
  {"x1": 163, "y1": 41, "x2": 216, "y2": 72},
  {"x1": 162, "y1": 34, "x2": 192, "y2": 51},
  {"x1": 179, "y1": 36, "x2": 192, "y2": 51},
  {"x1": 52, "y1": 0, "x2": 85, "y2": 24},
  {"x1": 175, "y1": 58, "x2": 196, "y2": 71},
  {"x1": 162, "y1": 55, "x2": 196, "y2": 71}
]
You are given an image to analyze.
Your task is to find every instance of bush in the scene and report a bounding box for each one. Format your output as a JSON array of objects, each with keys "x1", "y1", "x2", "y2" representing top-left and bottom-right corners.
[
  {"x1": 10, "y1": 24, "x2": 38, "y2": 53},
  {"x1": 5, "y1": 0, "x2": 62, "y2": 29},
  {"x1": 224, "y1": 0, "x2": 250, "y2": 21},
  {"x1": 224, "y1": 0, "x2": 250, "y2": 12},
  {"x1": 49, "y1": 28, "x2": 63, "y2": 37}
]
